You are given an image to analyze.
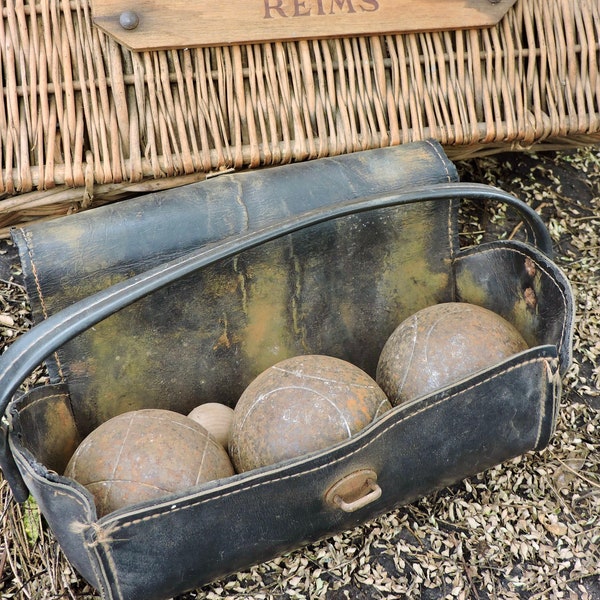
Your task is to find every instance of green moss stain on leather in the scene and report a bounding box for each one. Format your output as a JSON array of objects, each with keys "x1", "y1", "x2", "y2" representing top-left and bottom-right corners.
[
  {"x1": 379, "y1": 207, "x2": 452, "y2": 328},
  {"x1": 79, "y1": 312, "x2": 159, "y2": 428},
  {"x1": 454, "y1": 267, "x2": 489, "y2": 308}
]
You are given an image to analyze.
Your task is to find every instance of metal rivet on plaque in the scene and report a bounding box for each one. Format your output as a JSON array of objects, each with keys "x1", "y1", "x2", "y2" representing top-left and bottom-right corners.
[{"x1": 119, "y1": 11, "x2": 139, "y2": 30}]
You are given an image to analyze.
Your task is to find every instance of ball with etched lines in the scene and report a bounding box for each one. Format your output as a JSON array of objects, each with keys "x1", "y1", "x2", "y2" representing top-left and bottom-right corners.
[
  {"x1": 228, "y1": 354, "x2": 392, "y2": 472},
  {"x1": 376, "y1": 302, "x2": 529, "y2": 406},
  {"x1": 64, "y1": 409, "x2": 235, "y2": 517}
]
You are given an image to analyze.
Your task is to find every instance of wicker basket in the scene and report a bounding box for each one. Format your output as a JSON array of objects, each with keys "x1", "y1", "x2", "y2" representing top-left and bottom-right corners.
[{"x1": 1, "y1": 0, "x2": 599, "y2": 235}]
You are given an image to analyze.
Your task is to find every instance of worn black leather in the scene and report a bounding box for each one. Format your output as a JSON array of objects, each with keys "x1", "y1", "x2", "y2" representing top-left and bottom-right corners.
[{"x1": 0, "y1": 141, "x2": 574, "y2": 600}]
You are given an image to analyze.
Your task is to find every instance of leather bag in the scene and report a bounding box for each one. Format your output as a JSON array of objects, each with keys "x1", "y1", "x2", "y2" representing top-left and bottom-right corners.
[{"x1": 0, "y1": 140, "x2": 574, "y2": 600}]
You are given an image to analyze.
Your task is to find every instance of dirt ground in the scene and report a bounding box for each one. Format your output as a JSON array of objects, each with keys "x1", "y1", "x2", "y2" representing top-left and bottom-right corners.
[{"x1": 0, "y1": 146, "x2": 599, "y2": 599}]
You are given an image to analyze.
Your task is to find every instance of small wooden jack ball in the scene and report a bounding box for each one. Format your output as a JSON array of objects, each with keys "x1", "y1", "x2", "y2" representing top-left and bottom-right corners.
[
  {"x1": 229, "y1": 354, "x2": 392, "y2": 472},
  {"x1": 64, "y1": 409, "x2": 235, "y2": 517},
  {"x1": 376, "y1": 302, "x2": 529, "y2": 406},
  {"x1": 187, "y1": 403, "x2": 234, "y2": 447}
]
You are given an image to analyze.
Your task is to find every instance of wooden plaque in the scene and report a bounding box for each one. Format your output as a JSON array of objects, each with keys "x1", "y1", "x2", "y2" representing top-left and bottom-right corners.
[{"x1": 90, "y1": 0, "x2": 519, "y2": 51}]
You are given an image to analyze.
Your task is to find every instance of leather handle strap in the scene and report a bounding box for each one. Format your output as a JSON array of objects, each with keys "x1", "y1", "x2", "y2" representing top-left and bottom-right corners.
[{"x1": 0, "y1": 183, "x2": 551, "y2": 502}]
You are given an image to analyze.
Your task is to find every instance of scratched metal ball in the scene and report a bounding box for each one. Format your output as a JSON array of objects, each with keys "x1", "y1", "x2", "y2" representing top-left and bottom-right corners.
[
  {"x1": 376, "y1": 302, "x2": 529, "y2": 406},
  {"x1": 64, "y1": 409, "x2": 235, "y2": 517},
  {"x1": 187, "y1": 403, "x2": 234, "y2": 447},
  {"x1": 229, "y1": 355, "x2": 392, "y2": 472}
]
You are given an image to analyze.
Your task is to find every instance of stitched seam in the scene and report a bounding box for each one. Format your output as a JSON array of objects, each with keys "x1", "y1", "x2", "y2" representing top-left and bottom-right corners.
[
  {"x1": 86, "y1": 546, "x2": 114, "y2": 600},
  {"x1": 108, "y1": 356, "x2": 548, "y2": 531},
  {"x1": 454, "y1": 246, "x2": 568, "y2": 352},
  {"x1": 12, "y1": 451, "x2": 111, "y2": 588},
  {"x1": 89, "y1": 534, "x2": 123, "y2": 600},
  {"x1": 14, "y1": 451, "x2": 91, "y2": 514},
  {"x1": 423, "y1": 138, "x2": 456, "y2": 262},
  {"x1": 448, "y1": 197, "x2": 456, "y2": 262},
  {"x1": 424, "y1": 139, "x2": 454, "y2": 183},
  {"x1": 20, "y1": 230, "x2": 65, "y2": 381},
  {"x1": 15, "y1": 393, "x2": 70, "y2": 411},
  {"x1": 534, "y1": 371, "x2": 549, "y2": 449},
  {"x1": 535, "y1": 361, "x2": 560, "y2": 449},
  {"x1": 13, "y1": 449, "x2": 116, "y2": 597},
  {"x1": 21, "y1": 230, "x2": 49, "y2": 320}
]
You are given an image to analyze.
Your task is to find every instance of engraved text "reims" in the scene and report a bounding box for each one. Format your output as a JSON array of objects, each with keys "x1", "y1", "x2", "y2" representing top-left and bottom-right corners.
[{"x1": 264, "y1": 0, "x2": 380, "y2": 19}]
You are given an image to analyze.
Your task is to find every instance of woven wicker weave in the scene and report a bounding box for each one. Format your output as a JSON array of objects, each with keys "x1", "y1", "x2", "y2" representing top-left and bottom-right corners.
[{"x1": 1, "y1": 0, "x2": 599, "y2": 235}]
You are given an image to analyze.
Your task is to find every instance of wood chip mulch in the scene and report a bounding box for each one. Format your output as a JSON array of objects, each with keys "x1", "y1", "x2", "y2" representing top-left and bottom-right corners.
[{"x1": 0, "y1": 147, "x2": 599, "y2": 600}]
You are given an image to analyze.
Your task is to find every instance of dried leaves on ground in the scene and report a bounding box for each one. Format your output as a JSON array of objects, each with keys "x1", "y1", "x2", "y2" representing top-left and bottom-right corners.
[{"x1": 0, "y1": 147, "x2": 599, "y2": 599}]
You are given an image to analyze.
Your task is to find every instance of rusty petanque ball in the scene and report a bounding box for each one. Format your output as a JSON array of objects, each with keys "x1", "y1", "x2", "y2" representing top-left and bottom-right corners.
[
  {"x1": 64, "y1": 409, "x2": 235, "y2": 517},
  {"x1": 229, "y1": 354, "x2": 392, "y2": 473},
  {"x1": 376, "y1": 302, "x2": 529, "y2": 406}
]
